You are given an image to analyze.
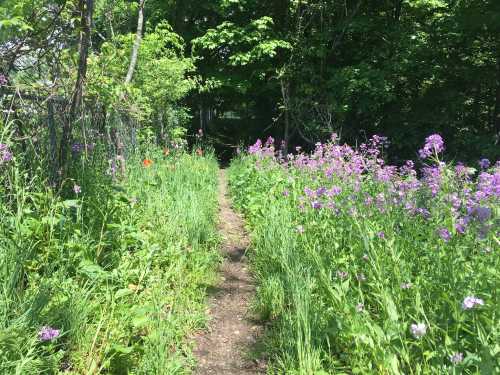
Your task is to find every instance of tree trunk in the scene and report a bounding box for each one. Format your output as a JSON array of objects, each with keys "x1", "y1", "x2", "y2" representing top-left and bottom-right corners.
[
  {"x1": 59, "y1": 0, "x2": 93, "y2": 174},
  {"x1": 494, "y1": 55, "x2": 500, "y2": 144},
  {"x1": 394, "y1": 0, "x2": 403, "y2": 21},
  {"x1": 48, "y1": 98, "x2": 58, "y2": 185},
  {"x1": 112, "y1": 0, "x2": 145, "y2": 177},
  {"x1": 281, "y1": 79, "x2": 291, "y2": 154},
  {"x1": 125, "y1": 0, "x2": 146, "y2": 84}
]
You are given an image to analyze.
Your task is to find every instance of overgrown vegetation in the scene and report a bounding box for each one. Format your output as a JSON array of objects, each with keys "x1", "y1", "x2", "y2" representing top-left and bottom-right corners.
[
  {"x1": 1, "y1": 0, "x2": 499, "y2": 373},
  {"x1": 0, "y1": 146, "x2": 219, "y2": 373},
  {"x1": 1, "y1": 2, "x2": 222, "y2": 372},
  {"x1": 229, "y1": 136, "x2": 498, "y2": 374}
]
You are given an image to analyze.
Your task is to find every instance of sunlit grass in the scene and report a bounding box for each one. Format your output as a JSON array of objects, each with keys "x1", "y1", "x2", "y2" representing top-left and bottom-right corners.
[{"x1": 0, "y1": 147, "x2": 220, "y2": 374}]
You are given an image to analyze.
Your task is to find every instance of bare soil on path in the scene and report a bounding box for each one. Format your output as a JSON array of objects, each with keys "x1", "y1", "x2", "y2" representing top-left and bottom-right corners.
[{"x1": 192, "y1": 170, "x2": 265, "y2": 375}]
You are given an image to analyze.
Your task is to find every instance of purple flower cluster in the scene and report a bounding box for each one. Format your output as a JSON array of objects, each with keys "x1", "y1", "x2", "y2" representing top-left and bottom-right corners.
[
  {"x1": 38, "y1": 326, "x2": 60, "y2": 342},
  {"x1": 437, "y1": 228, "x2": 451, "y2": 242},
  {"x1": 249, "y1": 134, "x2": 498, "y2": 242},
  {"x1": 478, "y1": 158, "x2": 490, "y2": 169},
  {"x1": 418, "y1": 134, "x2": 444, "y2": 159},
  {"x1": 0, "y1": 73, "x2": 8, "y2": 86},
  {"x1": 248, "y1": 137, "x2": 275, "y2": 157},
  {"x1": 0, "y1": 144, "x2": 13, "y2": 165}
]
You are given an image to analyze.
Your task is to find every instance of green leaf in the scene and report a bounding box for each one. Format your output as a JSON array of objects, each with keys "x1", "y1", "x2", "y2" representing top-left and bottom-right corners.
[{"x1": 114, "y1": 288, "x2": 134, "y2": 299}]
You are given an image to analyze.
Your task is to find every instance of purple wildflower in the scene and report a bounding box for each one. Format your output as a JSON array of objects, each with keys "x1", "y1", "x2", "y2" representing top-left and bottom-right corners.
[
  {"x1": 38, "y1": 326, "x2": 60, "y2": 342},
  {"x1": 437, "y1": 228, "x2": 451, "y2": 242},
  {"x1": 478, "y1": 159, "x2": 490, "y2": 169},
  {"x1": 73, "y1": 185, "x2": 81, "y2": 194},
  {"x1": 377, "y1": 231, "x2": 385, "y2": 239},
  {"x1": 311, "y1": 200, "x2": 322, "y2": 209},
  {"x1": 316, "y1": 187, "x2": 327, "y2": 196},
  {"x1": 449, "y1": 352, "x2": 464, "y2": 365},
  {"x1": 416, "y1": 208, "x2": 431, "y2": 219},
  {"x1": 356, "y1": 273, "x2": 366, "y2": 282},
  {"x1": 418, "y1": 134, "x2": 444, "y2": 159},
  {"x1": 410, "y1": 323, "x2": 427, "y2": 339},
  {"x1": 468, "y1": 206, "x2": 492, "y2": 223},
  {"x1": 462, "y1": 296, "x2": 484, "y2": 310},
  {"x1": 265, "y1": 136, "x2": 274, "y2": 147},
  {"x1": 356, "y1": 303, "x2": 364, "y2": 312},
  {"x1": 304, "y1": 187, "x2": 314, "y2": 197},
  {"x1": 0, "y1": 74, "x2": 7, "y2": 86},
  {"x1": 0, "y1": 144, "x2": 13, "y2": 164},
  {"x1": 282, "y1": 190, "x2": 289, "y2": 197},
  {"x1": 248, "y1": 139, "x2": 262, "y2": 154},
  {"x1": 329, "y1": 186, "x2": 342, "y2": 196},
  {"x1": 455, "y1": 220, "x2": 467, "y2": 235}
]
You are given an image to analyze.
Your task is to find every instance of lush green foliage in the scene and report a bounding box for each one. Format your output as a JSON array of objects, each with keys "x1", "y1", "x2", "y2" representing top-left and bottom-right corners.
[
  {"x1": 229, "y1": 137, "x2": 498, "y2": 374},
  {"x1": 0, "y1": 145, "x2": 220, "y2": 374},
  {"x1": 175, "y1": 0, "x2": 499, "y2": 161}
]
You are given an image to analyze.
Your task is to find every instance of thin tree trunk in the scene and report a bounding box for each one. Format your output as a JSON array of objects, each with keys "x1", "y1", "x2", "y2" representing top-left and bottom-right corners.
[
  {"x1": 394, "y1": 0, "x2": 403, "y2": 21},
  {"x1": 112, "y1": 0, "x2": 145, "y2": 177},
  {"x1": 59, "y1": 0, "x2": 93, "y2": 174},
  {"x1": 494, "y1": 55, "x2": 500, "y2": 144},
  {"x1": 125, "y1": 0, "x2": 146, "y2": 84},
  {"x1": 281, "y1": 79, "x2": 291, "y2": 154},
  {"x1": 48, "y1": 98, "x2": 58, "y2": 185}
]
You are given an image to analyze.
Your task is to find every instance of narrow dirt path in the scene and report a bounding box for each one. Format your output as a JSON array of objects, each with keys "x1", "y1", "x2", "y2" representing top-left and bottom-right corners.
[{"x1": 193, "y1": 170, "x2": 265, "y2": 375}]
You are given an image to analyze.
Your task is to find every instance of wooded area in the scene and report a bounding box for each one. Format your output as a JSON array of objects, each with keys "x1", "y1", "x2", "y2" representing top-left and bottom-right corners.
[{"x1": 1, "y1": 0, "x2": 499, "y2": 171}]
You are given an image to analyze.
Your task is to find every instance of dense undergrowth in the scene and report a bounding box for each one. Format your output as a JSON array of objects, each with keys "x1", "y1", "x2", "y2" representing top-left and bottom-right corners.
[
  {"x1": 229, "y1": 135, "x2": 499, "y2": 374},
  {"x1": 0, "y1": 145, "x2": 220, "y2": 374}
]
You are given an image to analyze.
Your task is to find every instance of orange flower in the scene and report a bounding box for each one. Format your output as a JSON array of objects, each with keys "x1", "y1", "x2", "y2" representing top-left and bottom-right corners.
[
  {"x1": 163, "y1": 148, "x2": 170, "y2": 156},
  {"x1": 196, "y1": 148, "x2": 203, "y2": 156},
  {"x1": 143, "y1": 158, "x2": 153, "y2": 167}
]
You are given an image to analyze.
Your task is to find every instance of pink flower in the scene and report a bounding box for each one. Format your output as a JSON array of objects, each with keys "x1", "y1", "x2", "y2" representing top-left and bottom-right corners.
[
  {"x1": 38, "y1": 326, "x2": 60, "y2": 341},
  {"x1": 462, "y1": 296, "x2": 484, "y2": 310}
]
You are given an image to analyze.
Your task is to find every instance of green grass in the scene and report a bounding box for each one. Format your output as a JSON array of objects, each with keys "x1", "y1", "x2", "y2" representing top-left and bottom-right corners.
[{"x1": 0, "y1": 149, "x2": 220, "y2": 374}]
